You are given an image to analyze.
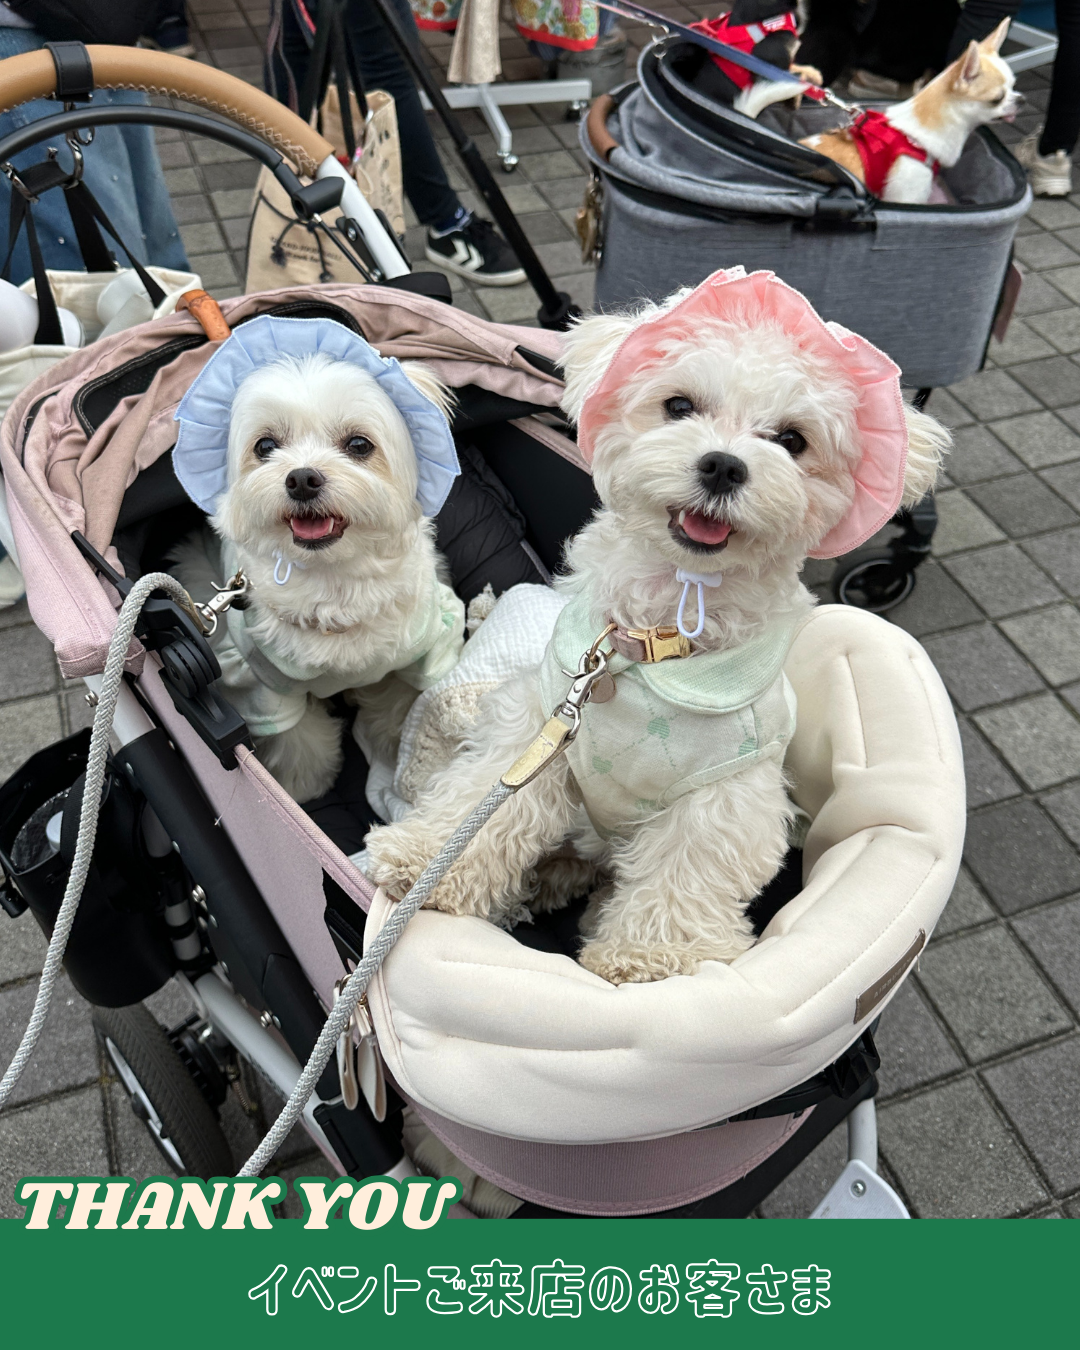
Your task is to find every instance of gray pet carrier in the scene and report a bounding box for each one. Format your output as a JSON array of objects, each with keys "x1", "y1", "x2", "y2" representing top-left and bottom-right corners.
[{"x1": 583, "y1": 39, "x2": 1031, "y2": 389}]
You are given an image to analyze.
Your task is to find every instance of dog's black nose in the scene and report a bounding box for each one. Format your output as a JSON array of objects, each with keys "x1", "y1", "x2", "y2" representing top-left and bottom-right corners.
[
  {"x1": 285, "y1": 467, "x2": 326, "y2": 502},
  {"x1": 697, "y1": 452, "x2": 748, "y2": 497}
]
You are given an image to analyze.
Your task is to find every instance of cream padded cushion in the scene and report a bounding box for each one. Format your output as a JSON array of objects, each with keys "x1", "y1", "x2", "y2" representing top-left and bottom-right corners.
[{"x1": 366, "y1": 604, "x2": 965, "y2": 1144}]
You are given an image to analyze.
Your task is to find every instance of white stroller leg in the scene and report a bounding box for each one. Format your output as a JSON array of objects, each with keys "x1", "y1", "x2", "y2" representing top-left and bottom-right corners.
[
  {"x1": 809, "y1": 1099, "x2": 910, "y2": 1218},
  {"x1": 846, "y1": 1096, "x2": 878, "y2": 1168}
]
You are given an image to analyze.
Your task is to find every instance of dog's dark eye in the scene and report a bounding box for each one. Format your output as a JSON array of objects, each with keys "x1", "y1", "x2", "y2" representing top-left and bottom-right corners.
[
  {"x1": 774, "y1": 428, "x2": 807, "y2": 456},
  {"x1": 664, "y1": 395, "x2": 696, "y2": 420},
  {"x1": 344, "y1": 435, "x2": 375, "y2": 459},
  {"x1": 253, "y1": 435, "x2": 278, "y2": 459}
]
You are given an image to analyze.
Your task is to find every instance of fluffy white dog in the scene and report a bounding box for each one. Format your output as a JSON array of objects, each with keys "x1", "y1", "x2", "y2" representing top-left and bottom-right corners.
[
  {"x1": 365, "y1": 269, "x2": 949, "y2": 984},
  {"x1": 170, "y1": 315, "x2": 464, "y2": 804}
]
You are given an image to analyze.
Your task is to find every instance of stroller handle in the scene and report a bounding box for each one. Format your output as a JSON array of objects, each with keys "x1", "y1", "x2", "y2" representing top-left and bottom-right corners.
[{"x1": 0, "y1": 45, "x2": 333, "y2": 177}]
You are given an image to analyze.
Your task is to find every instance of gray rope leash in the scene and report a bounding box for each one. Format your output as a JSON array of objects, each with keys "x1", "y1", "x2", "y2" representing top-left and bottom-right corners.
[
  {"x1": 238, "y1": 779, "x2": 513, "y2": 1177},
  {"x1": 0, "y1": 572, "x2": 192, "y2": 1110}
]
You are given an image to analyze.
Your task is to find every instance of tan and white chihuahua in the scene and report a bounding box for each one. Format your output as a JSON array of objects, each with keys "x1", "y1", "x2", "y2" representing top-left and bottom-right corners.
[{"x1": 801, "y1": 19, "x2": 1020, "y2": 204}]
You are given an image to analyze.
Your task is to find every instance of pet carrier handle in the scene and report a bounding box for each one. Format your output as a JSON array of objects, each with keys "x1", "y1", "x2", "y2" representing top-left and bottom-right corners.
[
  {"x1": 586, "y1": 95, "x2": 620, "y2": 162},
  {"x1": 0, "y1": 44, "x2": 408, "y2": 281}
]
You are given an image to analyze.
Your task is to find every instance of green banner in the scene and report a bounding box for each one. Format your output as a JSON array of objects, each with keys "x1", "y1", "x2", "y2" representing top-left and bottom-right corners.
[{"x1": 1, "y1": 1206, "x2": 1074, "y2": 1346}]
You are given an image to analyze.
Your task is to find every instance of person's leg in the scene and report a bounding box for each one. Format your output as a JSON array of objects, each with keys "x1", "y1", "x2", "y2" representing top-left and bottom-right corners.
[
  {"x1": 1041, "y1": 0, "x2": 1080, "y2": 155},
  {"x1": 944, "y1": 0, "x2": 1020, "y2": 62},
  {"x1": 344, "y1": 0, "x2": 463, "y2": 228},
  {"x1": 267, "y1": 0, "x2": 525, "y2": 283}
]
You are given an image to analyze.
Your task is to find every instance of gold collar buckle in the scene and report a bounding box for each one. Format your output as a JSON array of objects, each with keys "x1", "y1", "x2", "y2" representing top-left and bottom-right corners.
[{"x1": 625, "y1": 624, "x2": 692, "y2": 663}]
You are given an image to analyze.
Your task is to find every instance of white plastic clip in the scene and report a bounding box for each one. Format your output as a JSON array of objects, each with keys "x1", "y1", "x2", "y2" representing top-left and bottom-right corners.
[
  {"x1": 675, "y1": 568, "x2": 724, "y2": 640},
  {"x1": 272, "y1": 551, "x2": 306, "y2": 586}
]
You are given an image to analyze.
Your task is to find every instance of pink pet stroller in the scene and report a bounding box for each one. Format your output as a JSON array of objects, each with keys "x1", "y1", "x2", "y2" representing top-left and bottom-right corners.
[{"x1": 0, "y1": 45, "x2": 965, "y2": 1218}]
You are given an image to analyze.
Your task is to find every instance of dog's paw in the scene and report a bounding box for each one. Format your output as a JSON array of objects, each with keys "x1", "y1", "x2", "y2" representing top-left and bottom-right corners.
[
  {"x1": 790, "y1": 62, "x2": 823, "y2": 85},
  {"x1": 579, "y1": 941, "x2": 698, "y2": 984},
  {"x1": 365, "y1": 823, "x2": 520, "y2": 920},
  {"x1": 579, "y1": 934, "x2": 755, "y2": 984},
  {"x1": 364, "y1": 822, "x2": 434, "y2": 899}
]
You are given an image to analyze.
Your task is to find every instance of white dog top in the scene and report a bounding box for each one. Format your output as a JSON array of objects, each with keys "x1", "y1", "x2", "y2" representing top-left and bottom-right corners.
[
  {"x1": 212, "y1": 544, "x2": 465, "y2": 738},
  {"x1": 538, "y1": 595, "x2": 797, "y2": 838}
]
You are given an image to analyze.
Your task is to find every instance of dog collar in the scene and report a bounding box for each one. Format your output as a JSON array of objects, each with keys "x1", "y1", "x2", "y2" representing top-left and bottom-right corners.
[
  {"x1": 608, "y1": 624, "x2": 693, "y2": 663},
  {"x1": 604, "y1": 567, "x2": 724, "y2": 662}
]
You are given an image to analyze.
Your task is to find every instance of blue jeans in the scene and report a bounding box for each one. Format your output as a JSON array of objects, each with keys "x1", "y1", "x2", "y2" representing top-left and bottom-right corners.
[{"x1": 0, "y1": 29, "x2": 188, "y2": 284}]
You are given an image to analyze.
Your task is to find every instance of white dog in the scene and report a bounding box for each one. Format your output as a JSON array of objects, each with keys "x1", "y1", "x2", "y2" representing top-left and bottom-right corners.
[
  {"x1": 365, "y1": 268, "x2": 949, "y2": 984},
  {"x1": 170, "y1": 315, "x2": 464, "y2": 803}
]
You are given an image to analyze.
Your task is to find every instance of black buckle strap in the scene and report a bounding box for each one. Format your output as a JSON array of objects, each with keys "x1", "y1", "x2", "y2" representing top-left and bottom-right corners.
[
  {"x1": 728, "y1": 1024, "x2": 881, "y2": 1122},
  {"x1": 0, "y1": 154, "x2": 168, "y2": 343},
  {"x1": 45, "y1": 41, "x2": 95, "y2": 103},
  {"x1": 1, "y1": 161, "x2": 68, "y2": 345},
  {"x1": 62, "y1": 177, "x2": 167, "y2": 307}
]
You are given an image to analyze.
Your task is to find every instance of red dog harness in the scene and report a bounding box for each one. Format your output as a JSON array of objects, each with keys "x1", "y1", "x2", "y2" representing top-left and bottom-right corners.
[
  {"x1": 690, "y1": 10, "x2": 797, "y2": 91},
  {"x1": 847, "y1": 109, "x2": 940, "y2": 197}
]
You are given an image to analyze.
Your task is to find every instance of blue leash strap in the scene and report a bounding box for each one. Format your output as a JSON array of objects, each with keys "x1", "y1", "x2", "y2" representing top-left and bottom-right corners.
[{"x1": 592, "y1": 0, "x2": 858, "y2": 112}]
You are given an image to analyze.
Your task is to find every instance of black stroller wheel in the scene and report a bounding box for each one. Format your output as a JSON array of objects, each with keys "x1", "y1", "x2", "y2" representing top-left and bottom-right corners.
[
  {"x1": 93, "y1": 1004, "x2": 234, "y2": 1179},
  {"x1": 832, "y1": 549, "x2": 916, "y2": 613}
]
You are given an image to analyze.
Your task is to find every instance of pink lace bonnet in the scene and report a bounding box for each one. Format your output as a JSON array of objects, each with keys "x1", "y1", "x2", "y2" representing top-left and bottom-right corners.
[{"x1": 575, "y1": 267, "x2": 909, "y2": 559}]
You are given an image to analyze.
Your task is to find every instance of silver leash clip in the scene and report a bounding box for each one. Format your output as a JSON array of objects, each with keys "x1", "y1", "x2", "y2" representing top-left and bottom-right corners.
[
  {"x1": 557, "y1": 645, "x2": 614, "y2": 736},
  {"x1": 193, "y1": 570, "x2": 251, "y2": 637}
]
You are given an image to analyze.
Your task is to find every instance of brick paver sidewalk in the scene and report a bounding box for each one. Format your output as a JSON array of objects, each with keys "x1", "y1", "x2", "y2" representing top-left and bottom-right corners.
[{"x1": 1, "y1": 0, "x2": 1078, "y2": 1219}]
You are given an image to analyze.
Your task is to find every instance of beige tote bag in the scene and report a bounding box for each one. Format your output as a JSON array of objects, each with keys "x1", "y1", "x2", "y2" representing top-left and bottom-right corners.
[{"x1": 244, "y1": 83, "x2": 405, "y2": 294}]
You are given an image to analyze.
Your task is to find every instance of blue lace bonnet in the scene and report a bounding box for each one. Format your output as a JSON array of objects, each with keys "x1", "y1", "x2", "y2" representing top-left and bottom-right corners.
[{"x1": 172, "y1": 314, "x2": 459, "y2": 517}]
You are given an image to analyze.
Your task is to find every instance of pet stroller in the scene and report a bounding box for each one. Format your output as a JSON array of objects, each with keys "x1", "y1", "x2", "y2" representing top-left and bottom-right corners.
[
  {"x1": 0, "y1": 46, "x2": 965, "y2": 1218},
  {"x1": 580, "y1": 38, "x2": 1033, "y2": 611}
]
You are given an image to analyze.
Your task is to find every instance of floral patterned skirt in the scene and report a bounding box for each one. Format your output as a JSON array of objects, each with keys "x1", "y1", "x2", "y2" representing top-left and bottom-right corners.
[{"x1": 411, "y1": 0, "x2": 599, "y2": 52}]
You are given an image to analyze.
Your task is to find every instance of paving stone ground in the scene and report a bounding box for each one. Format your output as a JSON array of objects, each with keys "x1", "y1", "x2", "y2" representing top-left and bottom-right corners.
[{"x1": 2, "y1": 0, "x2": 1079, "y2": 1218}]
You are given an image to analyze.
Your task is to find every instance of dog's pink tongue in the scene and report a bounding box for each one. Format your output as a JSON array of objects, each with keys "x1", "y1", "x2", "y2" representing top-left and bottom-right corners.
[
  {"x1": 290, "y1": 516, "x2": 335, "y2": 541},
  {"x1": 682, "y1": 511, "x2": 731, "y2": 546}
]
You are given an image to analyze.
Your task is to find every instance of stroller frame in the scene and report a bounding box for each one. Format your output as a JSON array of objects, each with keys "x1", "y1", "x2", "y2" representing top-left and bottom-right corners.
[{"x1": 0, "y1": 44, "x2": 963, "y2": 1218}]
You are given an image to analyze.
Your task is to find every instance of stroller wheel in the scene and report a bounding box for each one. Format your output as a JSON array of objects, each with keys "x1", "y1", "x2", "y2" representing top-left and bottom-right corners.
[
  {"x1": 93, "y1": 1004, "x2": 234, "y2": 1180},
  {"x1": 831, "y1": 549, "x2": 917, "y2": 613}
]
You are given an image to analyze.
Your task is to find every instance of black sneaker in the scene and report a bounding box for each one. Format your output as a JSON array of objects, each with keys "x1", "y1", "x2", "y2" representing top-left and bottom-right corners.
[
  {"x1": 141, "y1": 15, "x2": 196, "y2": 58},
  {"x1": 425, "y1": 216, "x2": 526, "y2": 287}
]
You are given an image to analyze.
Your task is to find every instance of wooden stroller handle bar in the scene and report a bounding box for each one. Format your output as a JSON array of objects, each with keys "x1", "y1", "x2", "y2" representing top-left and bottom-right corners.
[{"x1": 0, "y1": 45, "x2": 333, "y2": 176}]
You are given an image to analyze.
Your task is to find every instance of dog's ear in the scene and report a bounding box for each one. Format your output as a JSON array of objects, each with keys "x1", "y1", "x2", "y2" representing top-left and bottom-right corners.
[
  {"x1": 559, "y1": 312, "x2": 639, "y2": 423},
  {"x1": 901, "y1": 403, "x2": 950, "y2": 507},
  {"x1": 979, "y1": 17, "x2": 1010, "y2": 54},
  {"x1": 400, "y1": 360, "x2": 456, "y2": 422},
  {"x1": 953, "y1": 39, "x2": 983, "y2": 89}
]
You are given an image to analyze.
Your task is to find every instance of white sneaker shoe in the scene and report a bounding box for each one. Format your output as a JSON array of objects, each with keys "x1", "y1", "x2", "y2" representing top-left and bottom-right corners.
[{"x1": 1015, "y1": 133, "x2": 1073, "y2": 197}]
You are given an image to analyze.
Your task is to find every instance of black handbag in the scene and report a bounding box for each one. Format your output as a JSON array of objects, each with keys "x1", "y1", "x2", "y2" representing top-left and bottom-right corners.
[{"x1": 3, "y1": 1, "x2": 158, "y2": 45}]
